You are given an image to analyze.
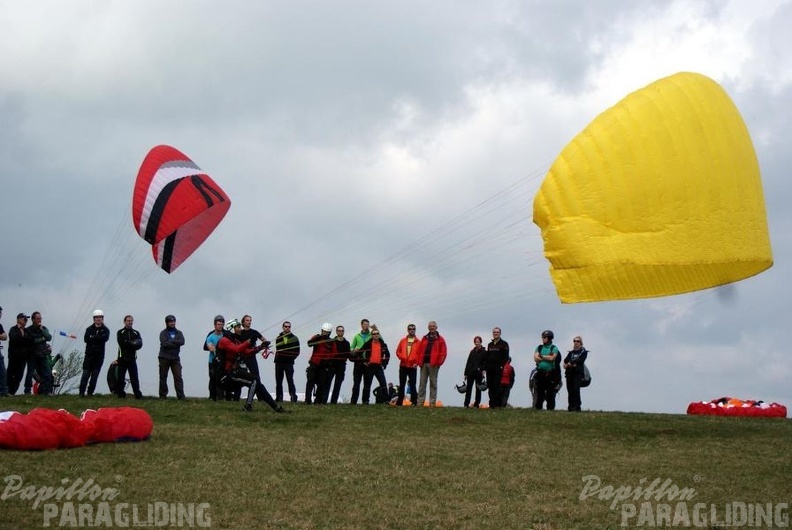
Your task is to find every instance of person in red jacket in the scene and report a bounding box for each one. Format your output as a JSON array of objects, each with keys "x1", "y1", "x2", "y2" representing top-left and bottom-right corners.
[
  {"x1": 395, "y1": 324, "x2": 421, "y2": 406},
  {"x1": 306, "y1": 323, "x2": 335, "y2": 404},
  {"x1": 414, "y1": 321, "x2": 447, "y2": 407},
  {"x1": 218, "y1": 320, "x2": 287, "y2": 413},
  {"x1": 500, "y1": 357, "x2": 515, "y2": 407}
]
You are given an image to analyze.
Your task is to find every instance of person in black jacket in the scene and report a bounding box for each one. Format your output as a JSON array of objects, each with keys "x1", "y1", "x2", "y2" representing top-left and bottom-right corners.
[
  {"x1": 6, "y1": 313, "x2": 30, "y2": 395},
  {"x1": 26, "y1": 311, "x2": 53, "y2": 395},
  {"x1": 485, "y1": 327, "x2": 509, "y2": 409},
  {"x1": 158, "y1": 314, "x2": 186, "y2": 400},
  {"x1": 329, "y1": 325, "x2": 350, "y2": 404},
  {"x1": 463, "y1": 336, "x2": 487, "y2": 408},
  {"x1": 360, "y1": 326, "x2": 390, "y2": 405},
  {"x1": 79, "y1": 310, "x2": 110, "y2": 396},
  {"x1": 563, "y1": 336, "x2": 588, "y2": 412},
  {"x1": 115, "y1": 315, "x2": 144, "y2": 399},
  {"x1": 274, "y1": 321, "x2": 300, "y2": 403}
]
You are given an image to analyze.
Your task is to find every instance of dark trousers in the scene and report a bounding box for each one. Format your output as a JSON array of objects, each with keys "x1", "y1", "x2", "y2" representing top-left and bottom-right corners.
[
  {"x1": 209, "y1": 362, "x2": 221, "y2": 401},
  {"x1": 318, "y1": 362, "x2": 335, "y2": 404},
  {"x1": 330, "y1": 362, "x2": 346, "y2": 404},
  {"x1": 464, "y1": 372, "x2": 483, "y2": 408},
  {"x1": 534, "y1": 370, "x2": 556, "y2": 410},
  {"x1": 116, "y1": 358, "x2": 143, "y2": 398},
  {"x1": 486, "y1": 365, "x2": 503, "y2": 408},
  {"x1": 566, "y1": 373, "x2": 582, "y2": 411},
  {"x1": 274, "y1": 363, "x2": 297, "y2": 402},
  {"x1": 306, "y1": 363, "x2": 330, "y2": 404},
  {"x1": 0, "y1": 353, "x2": 7, "y2": 395},
  {"x1": 79, "y1": 355, "x2": 105, "y2": 396},
  {"x1": 362, "y1": 364, "x2": 387, "y2": 404},
  {"x1": 6, "y1": 355, "x2": 28, "y2": 395},
  {"x1": 158, "y1": 358, "x2": 185, "y2": 399},
  {"x1": 349, "y1": 362, "x2": 366, "y2": 404},
  {"x1": 242, "y1": 355, "x2": 279, "y2": 411},
  {"x1": 501, "y1": 386, "x2": 511, "y2": 407},
  {"x1": 24, "y1": 356, "x2": 36, "y2": 394},
  {"x1": 31, "y1": 355, "x2": 53, "y2": 395},
  {"x1": 397, "y1": 366, "x2": 417, "y2": 406}
]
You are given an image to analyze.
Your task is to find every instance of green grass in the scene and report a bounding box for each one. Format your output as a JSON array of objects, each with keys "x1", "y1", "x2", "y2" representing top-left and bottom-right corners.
[{"x1": 1, "y1": 396, "x2": 790, "y2": 529}]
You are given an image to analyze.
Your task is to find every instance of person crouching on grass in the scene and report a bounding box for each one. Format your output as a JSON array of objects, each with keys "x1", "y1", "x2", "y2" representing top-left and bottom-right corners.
[{"x1": 218, "y1": 319, "x2": 288, "y2": 413}]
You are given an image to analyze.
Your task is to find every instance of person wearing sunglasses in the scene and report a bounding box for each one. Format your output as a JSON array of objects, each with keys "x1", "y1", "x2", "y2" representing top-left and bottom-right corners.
[
  {"x1": 360, "y1": 325, "x2": 390, "y2": 404},
  {"x1": 563, "y1": 336, "x2": 588, "y2": 412}
]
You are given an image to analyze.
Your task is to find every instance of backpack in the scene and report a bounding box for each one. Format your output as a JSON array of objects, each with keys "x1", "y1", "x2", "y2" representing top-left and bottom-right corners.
[{"x1": 580, "y1": 365, "x2": 592, "y2": 388}]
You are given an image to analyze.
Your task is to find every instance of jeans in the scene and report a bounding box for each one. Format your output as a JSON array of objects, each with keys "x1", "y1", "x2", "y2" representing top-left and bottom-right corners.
[
  {"x1": 397, "y1": 365, "x2": 417, "y2": 406},
  {"x1": 330, "y1": 362, "x2": 346, "y2": 404},
  {"x1": 349, "y1": 361, "x2": 366, "y2": 404},
  {"x1": 362, "y1": 363, "x2": 387, "y2": 404}
]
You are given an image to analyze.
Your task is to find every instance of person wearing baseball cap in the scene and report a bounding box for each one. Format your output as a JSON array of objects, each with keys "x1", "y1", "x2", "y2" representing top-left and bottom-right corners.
[{"x1": 158, "y1": 314, "x2": 186, "y2": 399}]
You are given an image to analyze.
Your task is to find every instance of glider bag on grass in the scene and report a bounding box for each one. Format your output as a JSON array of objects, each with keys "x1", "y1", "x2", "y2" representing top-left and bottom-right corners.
[
  {"x1": 533, "y1": 72, "x2": 773, "y2": 303},
  {"x1": 133, "y1": 145, "x2": 231, "y2": 273},
  {"x1": 0, "y1": 407, "x2": 153, "y2": 450}
]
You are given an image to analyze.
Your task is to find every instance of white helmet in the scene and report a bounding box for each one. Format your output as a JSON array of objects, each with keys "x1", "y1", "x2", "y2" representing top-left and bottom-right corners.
[
  {"x1": 93, "y1": 309, "x2": 104, "y2": 317},
  {"x1": 321, "y1": 322, "x2": 332, "y2": 333},
  {"x1": 226, "y1": 318, "x2": 241, "y2": 331}
]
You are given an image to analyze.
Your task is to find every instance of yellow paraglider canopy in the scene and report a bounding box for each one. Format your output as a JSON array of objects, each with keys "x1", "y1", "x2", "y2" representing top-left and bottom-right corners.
[{"x1": 533, "y1": 72, "x2": 772, "y2": 303}]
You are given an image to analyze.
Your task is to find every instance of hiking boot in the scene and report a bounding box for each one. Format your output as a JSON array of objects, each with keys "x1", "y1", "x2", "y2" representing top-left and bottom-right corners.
[
  {"x1": 274, "y1": 405, "x2": 291, "y2": 414},
  {"x1": 242, "y1": 404, "x2": 253, "y2": 412}
]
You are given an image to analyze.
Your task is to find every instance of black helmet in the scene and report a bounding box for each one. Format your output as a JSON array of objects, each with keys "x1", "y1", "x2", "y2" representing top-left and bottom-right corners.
[
  {"x1": 455, "y1": 382, "x2": 467, "y2": 394},
  {"x1": 541, "y1": 330, "x2": 554, "y2": 340},
  {"x1": 165, "y1": 314, "x2": 176, "y2": 323},
  {"x1": 477, "y1": 379, "x2": 488, "y2": 392}
]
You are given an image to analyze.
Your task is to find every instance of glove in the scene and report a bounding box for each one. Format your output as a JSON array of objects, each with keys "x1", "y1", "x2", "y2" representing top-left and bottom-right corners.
[{"x1": 263, "y1": 340, "x2": 271, "y2": 349}]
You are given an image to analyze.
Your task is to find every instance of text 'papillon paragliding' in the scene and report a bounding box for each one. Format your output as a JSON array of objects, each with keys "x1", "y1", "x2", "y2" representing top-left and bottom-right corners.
[{"x1": 132, "y1": 145, "x2": 231, "y2": 273}]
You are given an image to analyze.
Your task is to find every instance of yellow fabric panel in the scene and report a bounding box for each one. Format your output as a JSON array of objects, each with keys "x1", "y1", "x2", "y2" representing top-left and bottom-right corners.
[{"x1": 533, "y1": 72, "x2": 773, "y2": 303}]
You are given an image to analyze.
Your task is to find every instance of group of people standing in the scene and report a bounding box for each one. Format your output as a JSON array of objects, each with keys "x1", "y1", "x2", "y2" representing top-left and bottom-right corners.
[
  {"x1": 462, "y1": 328, "x2": 589, "y2": 412},
  {"x1": 0, "y1": 308, "x2": 186, "y2": 402},
  {"x1": 0, "y1": 307, "x2": 56, "y2": 396},
  {"x1": 1, "y1": 305, "x2": 588, "y2": 412},
  {"x1": 278, "y1": 318, "x2": 448, "y2": 408}
]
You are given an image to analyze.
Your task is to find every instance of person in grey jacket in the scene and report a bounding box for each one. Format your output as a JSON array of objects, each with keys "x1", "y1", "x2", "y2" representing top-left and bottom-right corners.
[{"x1": 158, "y1": 314, "x2": 186, "y2": 399}]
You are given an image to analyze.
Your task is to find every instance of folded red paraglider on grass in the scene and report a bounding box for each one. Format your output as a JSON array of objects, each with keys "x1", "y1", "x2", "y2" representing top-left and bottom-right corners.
[
  {"x1": 0, "y1": 407, "x2": 153, "y2": 450},
  {"x1": 686, "y1": 397, "x2": 787, "y2": 418}
]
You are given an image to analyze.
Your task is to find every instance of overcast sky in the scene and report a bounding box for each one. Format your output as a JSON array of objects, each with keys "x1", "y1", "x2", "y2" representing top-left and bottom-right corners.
[{"x1": 1, "y1": 1, "x2": 790, "y2": 414}]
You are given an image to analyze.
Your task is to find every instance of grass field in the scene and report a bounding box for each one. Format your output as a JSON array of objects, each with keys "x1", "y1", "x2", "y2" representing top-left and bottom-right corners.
[{"x1": 1, "y1": 395, "x2": 790, "y2": 529}]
